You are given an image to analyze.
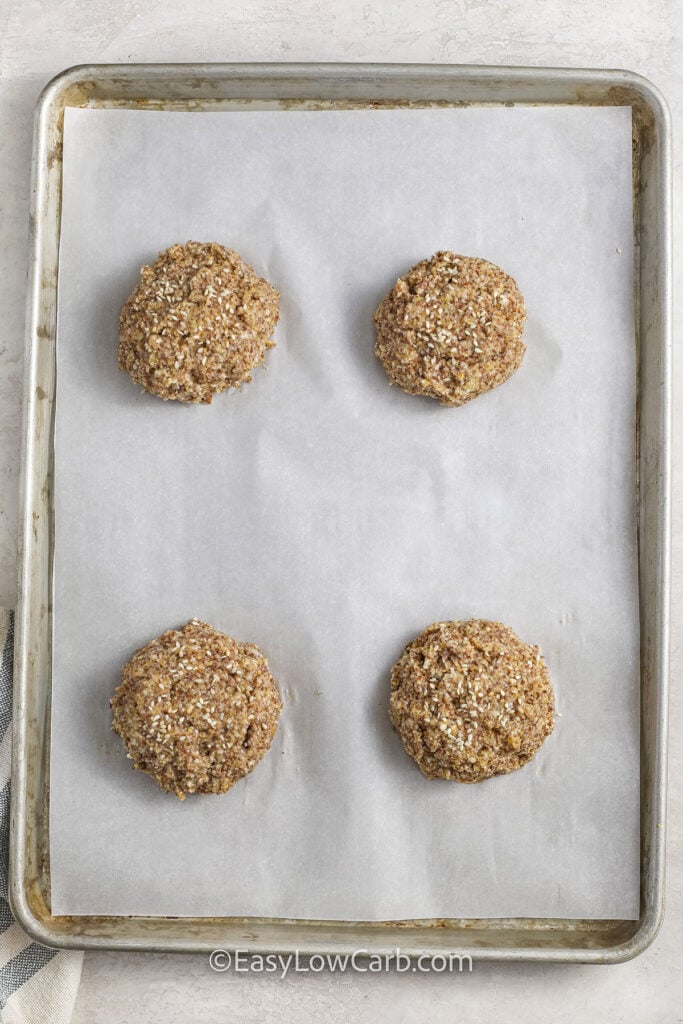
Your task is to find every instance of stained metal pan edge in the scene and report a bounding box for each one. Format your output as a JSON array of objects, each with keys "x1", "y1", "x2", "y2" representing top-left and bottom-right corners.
[{"x1": 10, "y1": 63, "x2": 672, "y2": 961}]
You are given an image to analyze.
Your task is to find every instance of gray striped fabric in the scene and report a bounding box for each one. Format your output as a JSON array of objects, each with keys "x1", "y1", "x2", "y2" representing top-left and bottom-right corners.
[{"x1": 0, "y1": 611, "x2": 82, "y2": 1024}]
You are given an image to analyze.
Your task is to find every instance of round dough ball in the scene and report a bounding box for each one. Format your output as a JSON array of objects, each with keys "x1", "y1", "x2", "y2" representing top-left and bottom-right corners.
[
  {"x1": 111, "y1": 619, "x2": 282, "y2": 799},
  {"x1": 373, "y1": 252, "x2": 526, "y2": 406},
  {"x1": 389, "y1": 619, "x2": 554, "y2": 782},
  {"x1": 119, "y1": 241, "x2": 280, "y2": 404}
]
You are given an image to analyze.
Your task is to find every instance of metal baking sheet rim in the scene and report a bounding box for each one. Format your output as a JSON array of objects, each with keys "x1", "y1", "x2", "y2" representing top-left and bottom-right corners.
[{"x1": 10, "y1": 62, "x2": 672, "y2": 962}]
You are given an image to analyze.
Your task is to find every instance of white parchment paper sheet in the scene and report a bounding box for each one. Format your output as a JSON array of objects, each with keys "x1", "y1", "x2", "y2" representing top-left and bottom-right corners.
[{"x1": 51, "y1": 106, "x2": 639, "y2": 919}]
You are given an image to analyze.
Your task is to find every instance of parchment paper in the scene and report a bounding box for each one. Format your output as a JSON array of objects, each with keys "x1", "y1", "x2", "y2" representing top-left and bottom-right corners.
[{"x1": 51, "y1": 105, "x2": 639, "y2": 920}]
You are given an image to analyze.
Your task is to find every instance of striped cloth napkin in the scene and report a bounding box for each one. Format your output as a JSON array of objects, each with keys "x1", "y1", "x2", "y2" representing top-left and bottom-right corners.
[{"x1": 0, "y1": 611, "x2": 82, "y2": 1023}]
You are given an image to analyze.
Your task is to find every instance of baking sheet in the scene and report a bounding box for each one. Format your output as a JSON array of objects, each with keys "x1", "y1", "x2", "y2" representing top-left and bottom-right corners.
[{"x1": 51, "y1": 105, "x2": 639, "y2": 920}]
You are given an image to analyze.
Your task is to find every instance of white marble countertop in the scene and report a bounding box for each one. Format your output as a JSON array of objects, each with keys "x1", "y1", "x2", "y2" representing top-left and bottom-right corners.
[{"x1": 1, "y1": 2, "x2": 680, "y2": 1021}]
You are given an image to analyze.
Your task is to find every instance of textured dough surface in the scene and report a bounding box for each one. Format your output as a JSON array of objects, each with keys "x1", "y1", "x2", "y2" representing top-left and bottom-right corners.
[
  {"x1": 111, "y1": 619, "x2": 282, "y2": 799},
  {"x1": 389, "y1": 619, "x2": 554, "y2": 782},
  {"x1": 119, "y1": 241, "x2": 280, "y2": 403},
  {"x1": 374, "y1": 252, "x2": 526, "y2": 406}
]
